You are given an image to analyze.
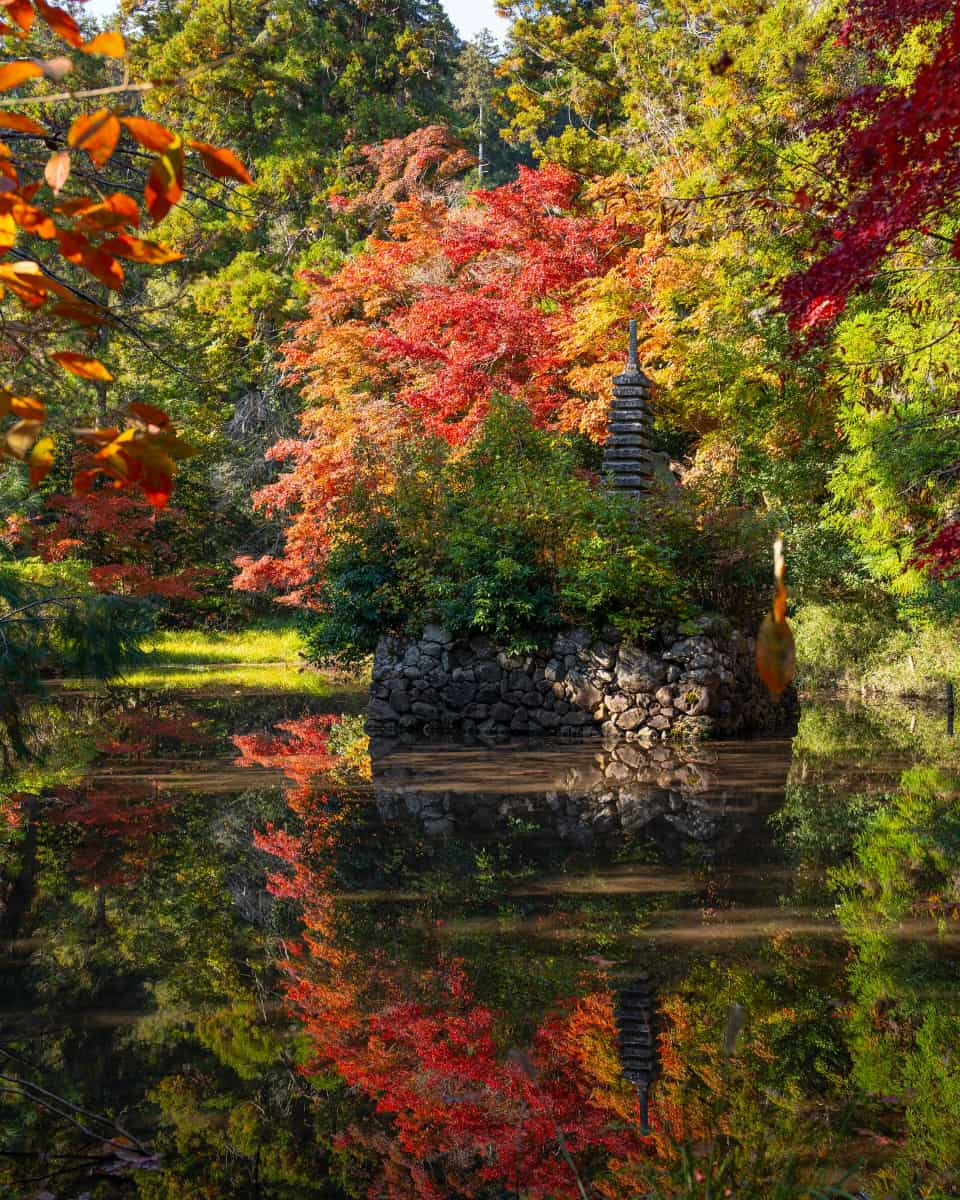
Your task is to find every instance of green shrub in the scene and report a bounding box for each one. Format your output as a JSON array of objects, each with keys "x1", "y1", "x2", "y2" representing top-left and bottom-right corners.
[{"x1": 302, "y1": 397, "x2": 700, "y2": 666}]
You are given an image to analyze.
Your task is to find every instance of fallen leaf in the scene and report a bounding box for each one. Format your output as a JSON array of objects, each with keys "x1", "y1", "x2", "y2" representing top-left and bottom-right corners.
[{"x1": 756, "y1": 534, "x2": 796, "y2": 699}]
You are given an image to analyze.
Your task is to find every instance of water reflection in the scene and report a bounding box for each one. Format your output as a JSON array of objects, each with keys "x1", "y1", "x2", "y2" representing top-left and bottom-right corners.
[
  {"x1": 0, "y1": 691, "x2": 958, "y2": 1197},
  {"x1": 371, "y1": 736, "x2": 793, "y2": 856}
]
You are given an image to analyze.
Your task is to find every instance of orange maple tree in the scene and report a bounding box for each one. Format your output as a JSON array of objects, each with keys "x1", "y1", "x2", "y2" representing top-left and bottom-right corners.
[
  {"x1": 0, "y1": 0, "x2": 250, "y2": 506},
  {"x1": 235, "y1": 716, "x2": 653, "y2": 1199},
  {"x1": 234, "y1": 163, "x2": 655, "y2": 602}
]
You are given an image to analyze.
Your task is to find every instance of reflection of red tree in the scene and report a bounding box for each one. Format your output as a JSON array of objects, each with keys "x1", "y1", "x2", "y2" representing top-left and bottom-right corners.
[
  {"x1": 48, "y1": 782, "x2": 174, "y2": 889},
  {"x1": 239, "y1": 717, "x2": 650, "y2": 1199},
  {"x1": 234, "y1": 715, "x2": 338, "y2": 807},
  {"x1": 47, "y1": 703, "x2": 209, "y2": 889},
  {"x1": 96, "y1": 705, "x2": 210, "y2": 758}
]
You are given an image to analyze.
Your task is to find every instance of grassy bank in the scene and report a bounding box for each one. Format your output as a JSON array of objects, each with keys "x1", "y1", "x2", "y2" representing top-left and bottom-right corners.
[
  {"x1": 142, "y1": 622, "x2": 305, "y2": 667},
  {"x1": 794, "y1": 603, "x2": 960, "y2": 701},
  {"x1": 98, "y1": 621, "x2": 367, "y2": 694}
]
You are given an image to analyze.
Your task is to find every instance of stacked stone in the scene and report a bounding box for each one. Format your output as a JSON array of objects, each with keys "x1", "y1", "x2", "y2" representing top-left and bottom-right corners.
[
  {"x1": 367, "y1": 619, "x2": 798, "y2": 742},
  {"x1": 602, "y1": 319, "x2": 655, "y2": 497}
]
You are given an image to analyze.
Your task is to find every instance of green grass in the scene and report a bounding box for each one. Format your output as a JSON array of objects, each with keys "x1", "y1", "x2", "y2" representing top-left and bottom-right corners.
[
  {"x1": 59, "y1": 620, "x2": 369, "y2": 694},
  {"x1": 794, "y1": 602, "x2": 960, "y2": 700},
  {"x1": 141, "y1": 621, "x2": 306, "y2": 666},
  {"x1": 114, "y1": 663, "x2": 342, "y2": 693}
]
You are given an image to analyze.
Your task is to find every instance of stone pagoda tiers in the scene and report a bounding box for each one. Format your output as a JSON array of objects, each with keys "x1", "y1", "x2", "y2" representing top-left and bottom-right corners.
[{"x1": 602, "y1": 319, "x2": 655, "y2": 496}]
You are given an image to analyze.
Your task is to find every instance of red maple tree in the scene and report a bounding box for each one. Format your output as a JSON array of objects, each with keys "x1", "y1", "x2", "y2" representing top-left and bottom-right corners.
[
  {"x1": 29, "y1": 488, "x2": 206, "y2": 599},
  {"x1": 234, "y1": 162, "x2": 650, "y2": 603},
  {"x1": 781, "y1": 1, "x2": 960, "y2": 331}
]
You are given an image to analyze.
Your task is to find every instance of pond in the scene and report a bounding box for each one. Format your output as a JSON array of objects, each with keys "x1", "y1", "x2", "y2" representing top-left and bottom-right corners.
[{"x1": 1, "y1": 681, "x2": 959, "y2": 1198}]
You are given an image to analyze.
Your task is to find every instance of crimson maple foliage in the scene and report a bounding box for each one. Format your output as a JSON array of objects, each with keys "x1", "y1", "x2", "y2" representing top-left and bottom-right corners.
[
  {"x1": 781, "y1": 0, "x2": 960, "y2": 331},
  {"x1": 236, "y1": 717, "x2": 652, "y2": 1200},
  {"x1": 235, "y1": 163, "x2": 647, "y2": 602},
  {"x1": 29, "y1": 489, "x2": 206, "y2": 599},
  {"x1": 912, "y1": 522, "x2": 960, "y2": 578},
  {"x1": 329, "y1": 125, "x2": 476, "y2": 227}
]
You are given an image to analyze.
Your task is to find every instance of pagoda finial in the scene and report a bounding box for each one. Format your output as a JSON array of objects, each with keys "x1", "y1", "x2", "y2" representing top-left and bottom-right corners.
[{"x1": 627, "y1": 318, "x2": 639, "y2": 371}]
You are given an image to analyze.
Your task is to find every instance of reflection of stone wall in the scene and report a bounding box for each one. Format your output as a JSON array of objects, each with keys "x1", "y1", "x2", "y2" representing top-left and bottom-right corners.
[
  {"x1": 371, "y1": 738, "x2": 791, "y2": 856},
  {"x1": 368, "y1": 618, "x2": 796, "y2": 742}
]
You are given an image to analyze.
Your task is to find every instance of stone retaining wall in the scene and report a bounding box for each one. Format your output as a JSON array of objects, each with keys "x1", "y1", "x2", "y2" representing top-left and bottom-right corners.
[{"x1": 368, "y1": 617, "x2": 796, "y2": 741}]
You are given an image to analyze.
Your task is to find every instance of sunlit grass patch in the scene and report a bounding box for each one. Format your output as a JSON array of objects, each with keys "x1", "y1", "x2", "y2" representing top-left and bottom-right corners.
[
  {"x1": 113, "y1": 662, "x2": 341, "y2": 694},
  {"x1": 56, "y1": 620, "x2": 370, "y2": 694},
  {"x1": 141, "y1": 620, "x2": 306, "y2": 666}
]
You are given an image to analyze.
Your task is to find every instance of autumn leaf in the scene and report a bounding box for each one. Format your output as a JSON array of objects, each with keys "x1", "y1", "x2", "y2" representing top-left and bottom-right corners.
[
  {"x1": 29, "y1": 436, "x2": 54, "y2": 486},
  {"x1": 51, "y1": 352, "x2": 114, "y2": 381},
  {"x1": 49, "y1": 299, "x2": 109, "y2": 325},
  {"x1": 188, "y1": 141, "x2": 252, "y2": 185},
  {"x1": 145, "y1": 134, "x2": 184, "y2": 221},
  {"x1": 2, "y1": 0, "x2": 35, "y2": 34},
  {"x1": 4, "y1": 419, "x2": 42, "y2": 460},
  {"x1": 35, "y1": 0, "x2": 82, "y2": 48},
  {"x1": 100, "y1": 233, "x2": 183, "y2": 264},
  {"x1": 0, "y1": 260, "x2": 48, "y2": 305},
  {"x1": 0, "y1": 61, "x2": 43, "y2": 91},
  {"x1": 120, "y1": 116, "x2": 176, "y2": 152},
  {"x1": 80, "y1": 31, "x2": 126, "y2": 58},
  {"x1": 44, "y1": 150, "x2": 70, "y2": 195},
  {"x1": 68, "y1": 193, "x2": 141, "y2": 232},
  {"x1": 81, "y1": 247, "x2": 123, "y2": 290},
  {"x1": 756, "y1": 534, "x2": 796, "y2": 699},
  {"x1": 0, "y1": 211, "x2": 14, "y2": 251},
  {"x1": 12, "y1": 199, "x2": 56, "y2": 238},
  {"x1": 68, "y1": 108, "x2": 121, "y2": 167},
  {"x1": 0, "y1": 112, "x2": 49, "y2": 136},
  {"x1": 57, "y1": 230, "x2": 125, "y2": 289},
  {"x1": 127, "y1": 402, "x2": 171, "y2": 428},
  {"x1": 0, "y1": 393, "x2": 45, "y2": 421}
]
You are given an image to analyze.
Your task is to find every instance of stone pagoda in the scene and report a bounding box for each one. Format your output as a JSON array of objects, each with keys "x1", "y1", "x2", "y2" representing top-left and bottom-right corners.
[{"x1": 601, "y1": 319, "x2": 655, "y2": 496}]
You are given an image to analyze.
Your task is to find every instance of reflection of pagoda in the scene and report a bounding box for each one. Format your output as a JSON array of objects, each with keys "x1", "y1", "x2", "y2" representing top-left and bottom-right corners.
[
  {"x1": 615, "y1": 971, "x2": 658, "y2": 1134},
  {"x1": 602, "y1": 319, "x2": 655, "y2": 497}
]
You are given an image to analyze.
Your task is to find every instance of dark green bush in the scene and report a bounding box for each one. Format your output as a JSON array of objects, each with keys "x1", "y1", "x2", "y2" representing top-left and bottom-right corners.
[{"x1": 303, "y1": 398, "x2": 696, "y2": 666}]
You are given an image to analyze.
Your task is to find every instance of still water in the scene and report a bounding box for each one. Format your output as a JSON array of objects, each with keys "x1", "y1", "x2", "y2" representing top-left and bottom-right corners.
[{"x1": 1, "y1": 683, "x2": 958, "y2": 1198}]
